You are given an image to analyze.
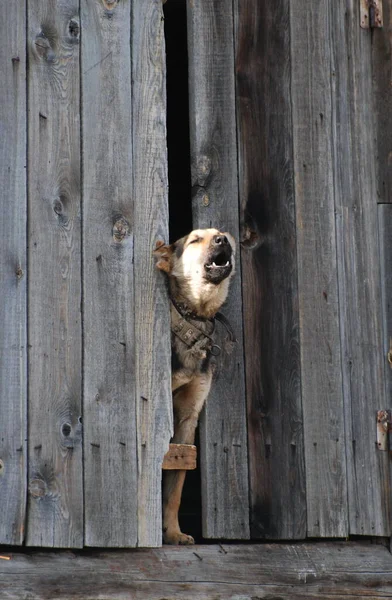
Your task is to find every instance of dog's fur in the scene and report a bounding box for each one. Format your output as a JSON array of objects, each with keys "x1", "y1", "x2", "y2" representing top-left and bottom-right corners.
[{"x1": 154, "y1": 228, "x2": 236, "y2": 544}]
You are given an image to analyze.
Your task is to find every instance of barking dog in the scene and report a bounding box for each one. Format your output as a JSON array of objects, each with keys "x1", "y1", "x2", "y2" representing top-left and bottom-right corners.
[{"x1": 154, "y1": 228, "x2": 236, "y2": 544}]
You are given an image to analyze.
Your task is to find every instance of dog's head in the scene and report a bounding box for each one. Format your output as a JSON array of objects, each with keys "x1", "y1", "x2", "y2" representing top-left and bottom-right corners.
[{"x1": 154, "y1": 228, "x2": 236, "y2": 316}]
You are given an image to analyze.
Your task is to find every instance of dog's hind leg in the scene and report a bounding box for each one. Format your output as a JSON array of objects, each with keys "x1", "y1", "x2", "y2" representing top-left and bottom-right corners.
[{"x1": 163, "y1": 372, "x2": 212, "y2": 545}]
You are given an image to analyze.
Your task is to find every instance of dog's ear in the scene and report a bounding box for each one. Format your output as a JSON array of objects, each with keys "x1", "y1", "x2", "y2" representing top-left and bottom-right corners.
[{"x1": 153, "y1": 240, "x2": 174, "y2": 273}]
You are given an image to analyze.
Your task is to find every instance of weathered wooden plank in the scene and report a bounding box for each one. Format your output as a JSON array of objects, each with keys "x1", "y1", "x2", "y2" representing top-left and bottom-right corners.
[
  {"x1": 289, "y1": 0, "x2": 349, "y2": 538},
  {"x1": 27, "y1": 0, "x2": 83, "y2": 547},
  {"x1": 163, "y1": 445, "x2": 196, "y2": 470},
  {"x1": 1, "y1": 543, "x2": 392, "y2": 599},
  {"x1": 234, "y1": 0, "x2": 306, "y2": 538},
  {"x1": 372, "y1": 0, "x2": 392, "y2": 203},
  {"x1": 378, "y1": 205, "x2": 392, "y2": 414},
  {"x1": 81, "y1": 0, "x2": 137, "y2": 547},
  {"x1": 330, "y1": 0, "x2": 390, "y2": 536},
  {"x1": 132, "y1": 0, "x2": 172, "y2": 548},
  {"x1": 0, "y1": 1, "x2": 27, "y2": 546},
  {"x1": 187, "y1": 0, "x2": 250, "y2": 539}
]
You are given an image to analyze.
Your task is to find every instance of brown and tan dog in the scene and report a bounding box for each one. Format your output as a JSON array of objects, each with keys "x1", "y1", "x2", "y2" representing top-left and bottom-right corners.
[{"x1": 154, "y1": 228, "x2": 236, "y2": 544}]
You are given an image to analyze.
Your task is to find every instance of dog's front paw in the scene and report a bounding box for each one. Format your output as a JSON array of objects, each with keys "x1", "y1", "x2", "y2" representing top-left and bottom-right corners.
[{"x1": 163, "y1": 530, "x2": 195, "y2": 545}]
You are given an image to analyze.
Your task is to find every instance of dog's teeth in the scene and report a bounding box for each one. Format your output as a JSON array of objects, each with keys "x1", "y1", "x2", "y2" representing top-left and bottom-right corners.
[
  {"x1": 225, "y1": 261, "x2": 230, "y2": 267},
  {"x1": 212, "y1": 262, "x2": 217, "y2": 267}
]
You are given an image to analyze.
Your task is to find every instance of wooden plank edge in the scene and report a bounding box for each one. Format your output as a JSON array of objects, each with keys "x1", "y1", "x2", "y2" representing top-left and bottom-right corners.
[{"x1": 162, "y1": 444, "x2": 197, "y2": 470}]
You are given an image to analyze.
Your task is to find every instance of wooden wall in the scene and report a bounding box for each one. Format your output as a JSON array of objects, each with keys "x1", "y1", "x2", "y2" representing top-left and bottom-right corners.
[
  {"x1": 0, "y1": 0, "x2": 172, "y2": 548},
  {"x1": 0, "y1": 0, "x2": 391, "y2": 548},
  {"x1": 233, "y1": 0, "x2": 392, "y2": 539}
]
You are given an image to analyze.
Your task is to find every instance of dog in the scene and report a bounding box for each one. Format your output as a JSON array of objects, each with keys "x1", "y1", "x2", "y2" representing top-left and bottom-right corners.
[{"x1": 154, "y1": 228, "x2": 236, "y2": 544}]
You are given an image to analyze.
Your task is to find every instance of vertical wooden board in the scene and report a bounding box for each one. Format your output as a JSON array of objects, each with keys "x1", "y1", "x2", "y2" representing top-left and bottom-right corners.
[
  {"x1": 372, "y1": 0, "x2": 392, "y2": 203},
  {"x1": 81, "y1": 0, "x2": 137, "y2": 547},
  {"x1": 234, "y1": 0, "x2": 307, "y2": 539},
  {"x1": 330, "y1": 0, "x2": 390, "y2": 535},
  {"x1": 132, "y1": 0, "x2": 172, "y2": 548},
  {"x1": 379, "y1": 205, "x2": 392, "y2": 402},
  {"x1": 27, "y1": 1, "x2": 83, "y2": 547},
  {"x1": 187, "y1": 0, "x2": 250, "y2": 539},
  {"x1": 0, "y1": 1, "x2": 27, "y2": 545},
  {"x1": 290, "y1": 1, "x2": 348, "y2": 537}
]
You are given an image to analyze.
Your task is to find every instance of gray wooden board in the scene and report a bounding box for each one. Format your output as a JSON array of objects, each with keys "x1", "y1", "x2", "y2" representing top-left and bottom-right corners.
[
  {"x1": 378, "y1": 205, "x2": 392, "y2": 419},
  {"x1": 234, "y1": 0, "x2": 306, "y2": 538},
  {"x1": 289, "y1": 0, "x2": 349, "y2": 538},
  {"x1": 132, "y1": 0, "x2": 173, "y2": 547},
  {"x1": 81, "y1": 0, "x2": 137, "y2": 547},
  {"x1": 330, "y1": 0, "x2": 391, "y2": 536},
  {"x1": 27, "y1": 0, "x2": 83, "y2": 547},
  {"x1": 187, "y1": 0, "x2": 250, "y2": 539},
  {"x1": 372, "y1": 0, "x2": 392, "y2": 203},
  {"x1": 1, "y1": 542, "x2": 392, "y2": 599},
  {"x1": 0, "y1": 0, "x2": 27, "y2": 545}
]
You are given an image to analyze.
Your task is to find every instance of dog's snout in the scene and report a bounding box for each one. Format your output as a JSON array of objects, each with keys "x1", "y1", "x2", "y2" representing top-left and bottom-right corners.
[{"x1": 213, "y1": 234, "x2": 228, "y2": 246}]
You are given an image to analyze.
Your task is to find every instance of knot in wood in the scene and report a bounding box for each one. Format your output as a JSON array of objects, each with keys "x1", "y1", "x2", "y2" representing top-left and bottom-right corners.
[
  {"x1": 29, "y1": 479, "x2": 47, "y2": 498},
  {"x1": 15, "y1": 265, "x2": 23, "y2": 280},
  {"x1": 61, "y1": 423, "x2": 72, "y2": 437},
  {"x1": 34, "y1": 34, "x2": 55, "y2": 62},
  {"x1": 103, "y1": 0, "x2": 118, "y2": 6},
  {"x1": 53, "y1": 198, "x2": 63, "y2": 215},
  {"x1": 0, "y1": 459, "x2": 4, "y2": 476},
  {"x1": 68, "y1": 18, "x2": 80, "y2": 40},
  {"x1": 196, "y1": 155, "x2": 212, "y2": 185},
  {"x1": 241, "y1": 224, "x2": 261, "y2": 250},
  {"x1": 113, "y1": 217, "x2": 130, "y2": 242}
]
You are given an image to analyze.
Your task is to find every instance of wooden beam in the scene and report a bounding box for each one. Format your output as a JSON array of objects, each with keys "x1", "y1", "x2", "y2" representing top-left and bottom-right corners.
[
  {"x1": 187, "y1": 0, "x2": 250, "y2": 541},
  {"x1": 290, "y1": 0, "x2": 348, "y2": 538},
  {"x1": 330, "y1": 0, "x2": 391, "y2": 536},
  {"x1": 0, "y1": 0, "x2": 27, "y2": 546},
  {"x1": 1, "y1": 542, "x2": 392, "y2": 599},
  {"x1": 132, "y1": 0, "x2": 173, "y2": 548},
  {"x1": 81, "y1": 0, "x2": 137, "y2": 547},
  {"x1": 372, "y1": 0, "x2": 392, "y2": 202},
  {"x1": 234, "y1": 0, "x2": 307, "y2": 539},
  {"x1": 27, "y1": 0, "x2": 83, "y2": 548},
  {"x1": 378, "y1": 205, "x2": 392, "y2": 420},
  {"x1": 162, "y1": 445, "x2": 197, "y2": 471}
]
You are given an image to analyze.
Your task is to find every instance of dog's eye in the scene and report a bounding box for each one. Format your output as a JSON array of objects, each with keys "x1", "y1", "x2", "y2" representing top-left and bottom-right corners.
[{"x1": 189, "y1": 237, "x2": 201, "y2": 244}]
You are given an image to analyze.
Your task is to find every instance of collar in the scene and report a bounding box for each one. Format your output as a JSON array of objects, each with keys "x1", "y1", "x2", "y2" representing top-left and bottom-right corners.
[
  {"x1": 170, "y1": 299, "x2": 220, "y2": 355},
  {"x1": 170, "y1": 298, "x2": 236, "y2": 356}
]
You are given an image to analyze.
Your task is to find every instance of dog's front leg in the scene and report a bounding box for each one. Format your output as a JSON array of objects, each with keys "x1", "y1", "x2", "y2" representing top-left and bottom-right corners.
[{"x1": 163, "y1": 372, "x2": 212, "y2": 545}]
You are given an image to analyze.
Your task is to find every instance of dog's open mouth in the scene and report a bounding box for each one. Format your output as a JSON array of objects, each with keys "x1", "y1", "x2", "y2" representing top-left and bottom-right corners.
[{"x1": 204, "y1": 248, "x2": 233, "y2": 283}]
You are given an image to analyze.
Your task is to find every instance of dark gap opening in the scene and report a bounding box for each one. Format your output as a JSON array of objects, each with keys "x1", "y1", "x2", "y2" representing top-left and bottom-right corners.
[
  {"x1": 164, "y1": 0, "x2": 202, "y2": 542},
  {"x1": 164, "y1": 0, "x2": 193, "y2": 242}
]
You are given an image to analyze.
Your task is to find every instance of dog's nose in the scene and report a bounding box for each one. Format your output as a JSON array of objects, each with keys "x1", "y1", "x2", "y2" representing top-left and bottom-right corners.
[{"x1": 213, "y1": 234, "x2": 228, "y2": 246}]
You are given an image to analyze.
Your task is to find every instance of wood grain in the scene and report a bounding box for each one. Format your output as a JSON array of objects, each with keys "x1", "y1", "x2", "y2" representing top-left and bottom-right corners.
[
  {"x1": 27, "y1": 0, "x2": 83, "y2": 548},
  {"x1": 235, "y1": 0, "x2": 306, "y2": 539},
  {"x1": 81, "y1": 0, "x2": 137, "y2": 547},
  {"x1": 290, "y1": 0, "x2": 349, "y2": 538},
  {"x1": 372, "y1": 0, "x2": 392, "y2": 203},
  {"x1": 1, "y1": 542, "x2": 392, "y2": 599},
  {"x1": 379, "y1": 205, "x2": 392, "y2": 404},
  {"x1": 132, "y1": 0, "x2": 173, "y2": 548},
  {"x1": 187, "y1": 0, "x2": 250, "y2": 540},
  {"x1": 330, "y1": 0, "x2": 390, "y2": 536},
  {"x1": 0, "y1": 0, "x2": 27, "y2": 545}
]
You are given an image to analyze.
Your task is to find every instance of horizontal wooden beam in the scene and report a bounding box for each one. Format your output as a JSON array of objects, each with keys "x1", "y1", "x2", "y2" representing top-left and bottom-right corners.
[
  {"x1": 162, "y1": 444, "x2": 197, "y2": 470},
  {"x1": 1, "y1": 542, "x2": 392, "y2": 599}
]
